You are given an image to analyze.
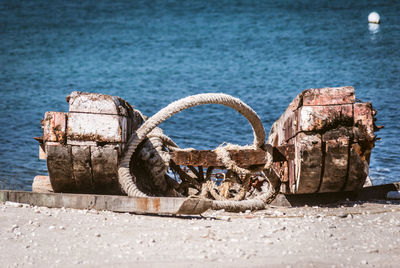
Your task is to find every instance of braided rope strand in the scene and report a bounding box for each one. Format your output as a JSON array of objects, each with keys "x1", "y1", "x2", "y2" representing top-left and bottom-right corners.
[
  {"x1": 118, "y1": 93, "x2": 266, "y2": 197},
  {"x1": 118, "y1": 93, "x2": 278, "y2": 211}
]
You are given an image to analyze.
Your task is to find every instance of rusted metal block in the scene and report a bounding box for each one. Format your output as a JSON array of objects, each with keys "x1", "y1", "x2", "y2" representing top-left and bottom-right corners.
[
  {"x1": 266, "y1": 86, "x2": 376, "y2": 194},
  {"x1": 294, "y1": 133, "x2": 322, "y2": 194},
  {"x1": 71, "y1": 146, "x2": 93, "y2": 193},
  {"x1": 45, "y1": 143, "x2": 75, "y2": 193},
  {"x1": 170, "y1": 145, "x2": 294, "y2": 168},
  {"x1": 320, "y1": 128, "x2": 350, "y2": 192},
  {"x1": 38, "y1": 92, "x2": 144, "y2": 195},
  {"x1": 42, "y1": 112, "x2": 67, "y2": 143},
  {"x1": 90, "y1": 145, "x2": 122, "y2": 194},
  {"x1": 67, "y1": 113, "x2": 127, "y2": 143},
  {"x1": 171, "y1": 149, "x2": 266, "y2": 167},
  {"x1": 302, "y1": 86, "x2": 355, "y2": 106},
  {"x1": 268, "y1": 87, "x2": 355, "y2": 147},
  {"x1": 298, "y1": 104, "x2": 353, "y2": 132},
  {"x1": 354, "y1": 102, "x2": 375, "y2": 141}
]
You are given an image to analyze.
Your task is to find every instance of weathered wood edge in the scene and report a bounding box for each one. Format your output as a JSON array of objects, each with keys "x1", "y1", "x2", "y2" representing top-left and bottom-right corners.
[
  {"x1": 0, "y1": 191, "x2": 212, "y2": 215},
  {"x1": 271, "y1": 182, "x2": 400, "y2": 207}
]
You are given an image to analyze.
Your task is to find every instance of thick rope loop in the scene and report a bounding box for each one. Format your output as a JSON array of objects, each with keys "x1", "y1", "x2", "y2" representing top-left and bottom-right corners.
[{"x1": 118, "y1": 93, "x2": 266, "y2": 197}]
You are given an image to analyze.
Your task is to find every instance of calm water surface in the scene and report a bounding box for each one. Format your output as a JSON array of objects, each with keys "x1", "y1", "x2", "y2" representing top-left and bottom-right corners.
[{"x1": 0, "y1": 0, "x2": 399, "y2": 190}]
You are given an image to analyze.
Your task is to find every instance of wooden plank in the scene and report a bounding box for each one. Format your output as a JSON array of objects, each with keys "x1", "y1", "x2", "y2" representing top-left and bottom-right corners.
[
  {"x1": 43, "y1": 112, "x2": 67, "y2": 143},
  {"x1": 301, "y1": 86, "x2": 355, "y2": 106},
  {"x1": 319, "y1": 128, "x2": 350, "y2": 192},
  {"x1": 0, "y1": 190, "x2": 212, "y2": 215},
  {"x1": 356, "y1": 182, "x2": 400, "y2": 201},
  {"x1": 67, "y1": 113, "x2": 127, "y2": 143},
  {"x1": 4, "y1": 179, "x2": 395, "y2": 213},
  {"x1": 170, "y1": 145, "x2": 294, "y2": 167},
  {"x1": 270, "y1": 183, "x2": 400, "y2": 207},
  {"x1": 344, "y1": 143, "x2": 369, "y2": 191},
  {"x1": 294, "y1": 133, "x2": 322, "y2": 194},
  {"x1": 46, "y1": 144, "x2": 75, "y2": 193},
  {"x1": 90, "y1": 145, "x2": 122, "y2": 194},
  {"x1": 71, "y1": 146, "x2": 94, "y2": 193}
]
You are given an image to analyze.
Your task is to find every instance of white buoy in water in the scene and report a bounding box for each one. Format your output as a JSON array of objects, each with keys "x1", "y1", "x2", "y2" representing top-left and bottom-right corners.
[{"x1": 368, "y1": 12, "x2": 380, "y2": 24}]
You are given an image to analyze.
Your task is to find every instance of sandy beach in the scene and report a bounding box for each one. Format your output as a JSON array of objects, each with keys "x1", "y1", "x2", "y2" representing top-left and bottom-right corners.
[
  {"x1": 1, "y1": 200, "x2": 400, "y2": 267},
  {"x1": 2, "y1": 2, "x2": 400, "y2": 267}
]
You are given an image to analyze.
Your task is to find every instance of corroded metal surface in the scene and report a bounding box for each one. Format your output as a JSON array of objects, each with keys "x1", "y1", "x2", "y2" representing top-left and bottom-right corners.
[
  {"x1": 354, "y1": 102, "x2": 376, "y2": 142},
  {"x1": 37, "y1": 87, "x2": 379, "y2": 197},
  {"x1": 41, "y1": 92, "x2": 143, "y2": 194},
  {"x1": 0, "y1": 190, "x2": 212, "y2": 215},
  {"x1": 43, "y1": 112, "x2": 67, "y2": 143},
  {"x1": 170, "y1": 145, "x2": 294, "y2": 168},
  {"x1": 3, "y1": 182, "x2": 399, "y2": 214},
  {"x1": 298, "y1": 104, "x2": 353, "y2": 132},
  {"x1": 301, "y1": 86, "x2": 355, "y2": 106},
  {"x1": 267, "y1": 86, "x2": 379, "y2": 194}
]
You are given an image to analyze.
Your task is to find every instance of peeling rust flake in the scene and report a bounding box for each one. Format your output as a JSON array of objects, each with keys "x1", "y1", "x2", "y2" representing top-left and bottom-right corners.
[
  {"x1": 43, "y1": 112, "x2": 67, "y2": 143},
  {"x1": 301, "y1": 86, "x2": 355, "y2": 106},
  {"x1": 137, "y1": 197, "x2": 149, "y2": 212},
  {"x1": 152, "y1": 198, "x2": 161, "y2": 212}
]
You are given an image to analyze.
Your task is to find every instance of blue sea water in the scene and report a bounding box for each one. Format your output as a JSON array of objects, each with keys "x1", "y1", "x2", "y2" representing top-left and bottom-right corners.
[{"x1": 0, "y1": 0, "x2": 399, "y2": 190}]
